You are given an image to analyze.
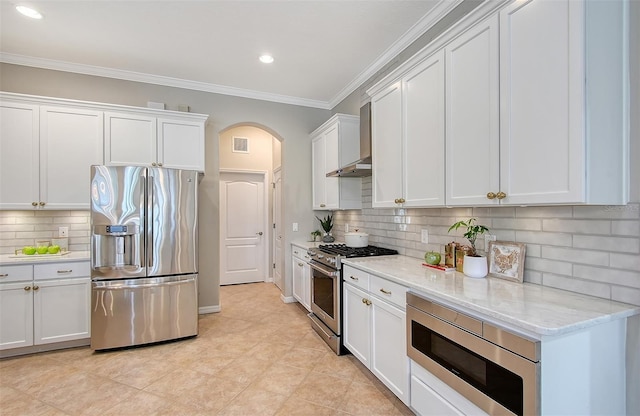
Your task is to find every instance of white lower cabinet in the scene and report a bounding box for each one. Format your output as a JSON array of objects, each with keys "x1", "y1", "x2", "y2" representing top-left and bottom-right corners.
[
  {"x1": 0, "y1": 262, "x2": 91, "y2": 353},
  {"x1": 342, "y1": 265, "x2": 410, "y2": 405},
  {"x1": 291, "y1": 244, "x2": 311, "y2": 311}
]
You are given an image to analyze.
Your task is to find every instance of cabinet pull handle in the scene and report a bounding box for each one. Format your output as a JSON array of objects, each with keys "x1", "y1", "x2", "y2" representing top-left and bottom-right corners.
[
  {"x1": 24, "y1": 286, "x2": 31, "y2": 291},
  {"x1": 0, "y1": 274, "x2": 8, "y2": 278},
  {"x1": 32, "y1": 202, "x2": 38, "y2": 206},
  {"x1": 497, "y1": 191, "x2": 507, "y2": 200},
  {"x1": 57, "y1": 270, "x2": 73, "y2": 274},
  {"x1": 349, "y1": 275, "x2": 358, "y2": 281},
  {"x1": 380, "y1": 288, "x2": 392, "y2": 295},
  {"x1": 33, "y1": 285, "x2": 39, "y2": 291},
  {"x1": 486, "y1": 192, "x2": 496, "y2": 200}
]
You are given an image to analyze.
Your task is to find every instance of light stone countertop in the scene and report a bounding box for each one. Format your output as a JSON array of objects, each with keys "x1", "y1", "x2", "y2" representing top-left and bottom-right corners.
[
  {"x1": 0, "y1": 251, "x2": 90, "y2": 266},
  {"x1": 342, "y1": 255, "x2": 640, "y2": 339}
]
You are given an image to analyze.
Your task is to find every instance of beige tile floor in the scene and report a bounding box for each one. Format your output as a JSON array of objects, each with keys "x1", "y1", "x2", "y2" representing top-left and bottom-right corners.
[{"x1": 0, "y1": 282, "x2": 414, "y2": 415}]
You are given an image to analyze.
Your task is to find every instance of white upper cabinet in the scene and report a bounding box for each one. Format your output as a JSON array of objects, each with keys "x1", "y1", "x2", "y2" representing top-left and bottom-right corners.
[
  {"x1": 0, "y1": 100, "x2": 102, "y2": 210},
  {"x1": 40, "y1": 106, "x2": 104, "y2": 209},
  {"x1": 105, "y1": 112, "x2": 206, "y2": 171},
  {"x1": 311, "y1": 114, "x2": 361, "y2": 210},
  {"x1": 0, "y1": 102, "x2": 40, "y2": 210},
  {"x1": 367, "y1": 0, "x2": 629, "y2": 207},
  {"x1": 371, "y1": 50, "x2": 445, "y2": 208},
  {"x1": 498, "y1": 0, "x2": 628, "y2": 205},
  {"x1": 445, "y1": 15, "x2": 500, "y2": 206}
]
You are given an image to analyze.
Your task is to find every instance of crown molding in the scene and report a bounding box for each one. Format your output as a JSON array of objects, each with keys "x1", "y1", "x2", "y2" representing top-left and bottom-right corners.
[
  {"x1": 0, "y1": 53, "x2": 331, "y2": 110},
  {"x1": 328, "y1": 0, "x2": 465, "y2": 109}
]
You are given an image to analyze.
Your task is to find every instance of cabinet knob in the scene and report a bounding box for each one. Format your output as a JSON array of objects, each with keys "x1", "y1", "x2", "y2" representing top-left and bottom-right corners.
[
  {"x1": 320, "y1": 204, "x2": 326, "y2": 208},
  {"x1": 366, "y1": 299, "x2": 372, "y2": 306},
  {"x1": 298, "y1": 262, "x2": 304, "y2": 267},
  {"x1": 158, "y1": 163, "x2": 163, "y2": 167},
  {"x1": 152, "y1": 162, "x2": 157, "y2": 167},
  {"x1": 32, "y1": 202, "x2": 38, "y2": 207},
  {"x1": 39, "y1": 202, "x2": 45, "y2": 206},
  {"x1": 32, "y1": 285, "x2": 39, "y2": 291},
  {"x1": 361, "y1": 298, "x2": 367, "y2": 304},
  {"x1": 379, "y1": 288, "x2": 392, "y2": 295},
  {"x1": 486, "y1": 192, "x2": 496, "y2": 200},
  {"x1": 349, "y1": 275, "x2": 359, "y2": 281},
  {"x1": 256, "y1": 232, "x2": 263, "y2": 236},
  {"x1": 497, "y1": 191, "x2": 507, "y2": 200},
  {"x1": 24, "y1": 286, "x2": 31, "y2": 291},
  {"x1": 394, "y1": 198, "x2": 399, "y2": 204}
]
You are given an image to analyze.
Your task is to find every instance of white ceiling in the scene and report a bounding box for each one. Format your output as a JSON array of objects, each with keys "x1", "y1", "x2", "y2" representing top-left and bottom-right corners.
[{"x1": 0, "y1": 1, "x2": 461, "y2": 109}]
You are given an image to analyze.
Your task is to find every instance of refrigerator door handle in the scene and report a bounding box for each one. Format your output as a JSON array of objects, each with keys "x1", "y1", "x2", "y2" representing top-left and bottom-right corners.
[{"x1": 147, "y1": 174, "x2": 154, "y2": 268}]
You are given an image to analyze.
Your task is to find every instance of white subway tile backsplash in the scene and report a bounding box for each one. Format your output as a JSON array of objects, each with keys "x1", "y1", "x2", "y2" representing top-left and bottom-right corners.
[
  {"x1": 541, "y1": 246, "x2": 609, "y2": 266},
  {"x1": 543, "y1": 219, "x2": 610, "y2": 234},
  {"x1": 573, "y1": 265, "x2": 640, "y2": 289},
  {"x1": 0, "y1": 210, "x2": 90, "y2": 254},
  {"x1": 333, "y1": 186, "x2": 640, "y2": 306},
  {"x1": 543, "y1": 273, "x2": 611, "y2": 299},
  {"x1": 573, "y1": 235, "x2": 640, "y2": 253},
  {"x1": 610, "y1": 253, "x2": 640, "y2": 271}
]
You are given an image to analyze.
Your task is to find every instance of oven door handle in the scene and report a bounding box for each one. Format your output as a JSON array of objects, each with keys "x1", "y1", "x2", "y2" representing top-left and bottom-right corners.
[{"x1": 309, "y1": 262, "x2": 338, "y2": 277}]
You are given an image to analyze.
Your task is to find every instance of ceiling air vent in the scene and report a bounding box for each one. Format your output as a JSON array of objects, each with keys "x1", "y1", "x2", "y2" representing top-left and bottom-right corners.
[{"x1": 233, "y1": 137, "x2": 249, "y2": 153}]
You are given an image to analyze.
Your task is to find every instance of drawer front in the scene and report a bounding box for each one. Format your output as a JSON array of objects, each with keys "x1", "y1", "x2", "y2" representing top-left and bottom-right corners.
[
  {"x1": 0, "y1": 265, "x2": 33, "y2": 283},
  {"x1": 34, "y1": 261, "x2": 90, "y2": 280},
  {"x1": 292, "y1": 245, "x2": 311, "y2": 263},
  {"x1": 370, "y1": 274, "x2": 407, "y2": 309},
  {"x1": 343, "y1": 265, "x2": 369, "y2": 291}
]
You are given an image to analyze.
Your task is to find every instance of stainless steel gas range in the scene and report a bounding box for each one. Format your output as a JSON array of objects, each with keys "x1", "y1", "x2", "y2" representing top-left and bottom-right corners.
[{"x1": 307, "y1": 244, "x2": 398, "y2": 354}]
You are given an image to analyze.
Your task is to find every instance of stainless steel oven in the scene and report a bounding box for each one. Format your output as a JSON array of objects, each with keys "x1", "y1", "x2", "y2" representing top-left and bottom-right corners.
[
  {"x1": 307, "y1": 244, "x2": 398, "y2": 355},
  {"x1": 308, "y1": 261, "x2": 341, "y2": 354},
  {"x1": 407, "y1": 292, "x2": 540, "y2": 416}
]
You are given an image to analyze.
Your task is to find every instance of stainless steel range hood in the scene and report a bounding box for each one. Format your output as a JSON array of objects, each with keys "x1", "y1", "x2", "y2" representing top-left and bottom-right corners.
[{"x1": 326, "y1": 102, "x2": 372, "y2": 177}]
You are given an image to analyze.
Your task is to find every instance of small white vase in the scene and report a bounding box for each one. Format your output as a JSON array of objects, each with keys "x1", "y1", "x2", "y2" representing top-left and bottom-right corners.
[{"x1": 463, "y1": 255, "x2": 488, "y2": 278}]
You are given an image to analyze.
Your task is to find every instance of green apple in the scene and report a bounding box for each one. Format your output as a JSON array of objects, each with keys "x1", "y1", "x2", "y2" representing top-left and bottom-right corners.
[
  {"x1": 36, "y1": 246, "x2": 49, "y2": 254},
  {"x1": 22, "y1": 246, "x2": 36, "y2": 255},
  {"x1": 424, "y1": 251, "x2": 442, "y2": 265},
  {"x1": 48, "y1": 245, "x2": 60, "y2": 254}
]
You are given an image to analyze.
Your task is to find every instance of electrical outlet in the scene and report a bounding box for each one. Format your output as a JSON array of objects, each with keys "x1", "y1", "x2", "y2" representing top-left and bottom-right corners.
[
  {"x1": 59, "y1": 227, "x2": 68, "y2": 238},
  {"x1": 292, "y1": 222, "x2": 299, "y2": 232},
  {"x1": 421, "y1": 229, "x2": 429, "y2": 244},
  {"x1": 485, "y1": 234, "x2": 496, "y2": 247},
  {"x1": 345, "y1": 224, "x2": 350, "y2": 233}
]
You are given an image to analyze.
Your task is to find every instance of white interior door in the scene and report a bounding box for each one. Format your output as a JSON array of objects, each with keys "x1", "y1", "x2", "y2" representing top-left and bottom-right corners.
[
  {"x1": 273, "y1": 168, "x2": 283, "y2": 290},
  {"x1": 220, "y1": 171, "x2": 267, "y2": 285}
]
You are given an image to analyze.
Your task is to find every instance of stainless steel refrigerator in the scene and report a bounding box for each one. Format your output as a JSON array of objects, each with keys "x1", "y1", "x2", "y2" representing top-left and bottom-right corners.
[{"x1": 90, "y1": 165, "x2": 199, "y2": 350}]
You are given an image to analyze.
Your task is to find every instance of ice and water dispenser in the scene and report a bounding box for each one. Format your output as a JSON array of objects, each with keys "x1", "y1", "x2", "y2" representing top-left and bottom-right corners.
[{"x1": 91, "y1": 224, "x2": 142, "y2": 275}]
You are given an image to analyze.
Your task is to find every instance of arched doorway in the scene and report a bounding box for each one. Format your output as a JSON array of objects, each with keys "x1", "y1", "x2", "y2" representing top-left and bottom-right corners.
[{"x1": 218, "y1": 124, "x2": 283, "y2": 288}]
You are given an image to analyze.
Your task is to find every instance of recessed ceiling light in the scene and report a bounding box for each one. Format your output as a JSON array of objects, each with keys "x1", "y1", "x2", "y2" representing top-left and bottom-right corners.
[
  {"x1": 259, "y1": 55, "x2": 274, "y2": 64},
  {"x1": 16, "y1": 5, "x2": 43, "y2": 19}
]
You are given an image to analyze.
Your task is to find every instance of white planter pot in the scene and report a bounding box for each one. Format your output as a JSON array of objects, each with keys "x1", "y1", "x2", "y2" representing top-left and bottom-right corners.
[
  {"x1": 344, "y1": 232, "x2": 369, "y2": 247},
  {"x1": 462, "y1": 255, "x2": 488, "y2": 278}
]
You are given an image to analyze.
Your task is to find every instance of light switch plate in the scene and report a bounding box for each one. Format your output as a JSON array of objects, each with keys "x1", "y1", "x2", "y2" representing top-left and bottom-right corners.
[
  {"x1": 292, "y1": 222, "x2": 298, "y2": 232},
  {"x1": 421, "y1": 229, "x2": 429, "y2": 244}
]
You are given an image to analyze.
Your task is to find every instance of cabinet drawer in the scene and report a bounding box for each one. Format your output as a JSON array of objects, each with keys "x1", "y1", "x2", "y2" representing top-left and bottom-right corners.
[
  {"x1": 292, "y1": 247, "x2": 311, "y2": 263},
  {"x1": 0, "y1": 265, "x2": 33, "y2": 283},
  {"x1": 343, "y1": 265, "x2": 369, "y2": 291},
  {"x1": 370, "y1": 275, "x2": 407, "y2": 309},
  {"x1": 34, "y1": 262, "x2": 90, "y2": 280}
]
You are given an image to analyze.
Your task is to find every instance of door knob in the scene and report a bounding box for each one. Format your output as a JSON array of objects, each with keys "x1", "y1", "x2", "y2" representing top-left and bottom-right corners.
[{"x1": 256, "y1": 232, "x2": 263, "y2": 236}]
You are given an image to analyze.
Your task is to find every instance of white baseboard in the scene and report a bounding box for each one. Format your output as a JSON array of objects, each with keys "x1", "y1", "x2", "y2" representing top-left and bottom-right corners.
[
  {"x1": 199, "y1": 305, "x2": 221, "y2": 314},
  {"x1": 280, "y1": 294, "x2": 297, "y2": 304}
]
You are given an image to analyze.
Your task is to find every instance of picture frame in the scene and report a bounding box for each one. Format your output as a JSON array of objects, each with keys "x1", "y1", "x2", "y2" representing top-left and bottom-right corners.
[{"x1": 487, "y1": 241, "x2": 526, "y2": 283}]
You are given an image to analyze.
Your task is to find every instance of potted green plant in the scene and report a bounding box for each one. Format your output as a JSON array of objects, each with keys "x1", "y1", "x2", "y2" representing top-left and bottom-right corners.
[
  {"x1": 310, "y1": 229, "x2": 322, "y2": 242},
  {"x1": 448, "y1": 218, "x2": 490, "y2": 278},
  {"x1": 315, "y1": 214, "x2": 334, "y2": 242}
]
